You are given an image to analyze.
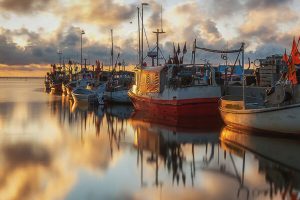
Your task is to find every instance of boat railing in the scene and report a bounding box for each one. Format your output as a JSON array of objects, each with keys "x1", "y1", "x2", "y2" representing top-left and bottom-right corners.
[
  {"x1": 219, "y1": 95, "x2": 258, "y2": 110},
  {"x1": 220, "y1": 95, "x2": 261, "y2": 110},
  {"x1": 220, "y1": 95, "x2": 245, "y2": 110}
]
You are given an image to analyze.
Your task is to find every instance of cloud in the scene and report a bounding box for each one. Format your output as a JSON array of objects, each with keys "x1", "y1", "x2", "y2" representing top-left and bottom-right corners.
[
  {"x1": 61, "y1": 0, "x2": 136, "y2": 27},
  {"x1": 0, "y1": 0, "x2": 300, "y2": 72},
  {"x1": 0, "y1": 0, "x2": 55, "y2": 14},
  {"x1": 245, "y1": 0, "x2": 293, "y2": 10},
  {"x1": 0, "y1": 26, "x2": 102, "y2": 66},
  {"x1": 237, "y1": 5, "x2": 298, "y2": 51},
  {"x1": 202, "y1": 19, "x2": 221, "y2": 40},
  {"x1": 1, "y1": 142, "x2": 51, "y2": 169},
  {"x1": 205, "y1": 0, "x2": 243, "y2": 19},
  {"x1": 0, "y1": 141, "x2": 74, "y2": 200},
  {"x1": 0, "y1": 64, "x2": 46, "y2": 71}
]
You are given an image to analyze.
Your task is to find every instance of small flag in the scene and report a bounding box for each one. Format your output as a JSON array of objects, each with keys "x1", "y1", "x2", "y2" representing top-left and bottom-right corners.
[
  {"x1": 177, "y1": 43, "x2": 181, "y2": 54},
  {"x1": 183, "y1": 42, "x2": 187, "y2": 54},
  {"x1": 290, "y1": 37, "x2": 300, "y2": 65},
  {"x1": 173, "y1": 43, "x2": 176, "y2": 57},
  {"x1": 282, "y1": 49, "x2": 289, "y2": 63}
]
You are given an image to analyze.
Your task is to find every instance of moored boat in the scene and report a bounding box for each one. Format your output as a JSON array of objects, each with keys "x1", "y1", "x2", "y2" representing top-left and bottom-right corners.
[
  {"x1": 50, "y1": 82, "x2": 63, "y2": 94},
  {"x1": 44, "y1": 75, "x2": 51, "y2": 92},
  {"x1": 219, "y1": 83, "x2": 300, "y2": 135},
  {"x1": 71, "y1": 87, "x2": 97, "y2": 103},
  {"x1": 220, "y1": 37, "x2": 300, "y2": 135},
  {"x1": 129, "y1": 64, "x2": 222, "y2": 117},
  {"x1": 72, "y1": 82, "x2": 107, "y2": 104},
  {"x1": 104, "y1": 71, "x2": 134, "y2": 103},
  {"x1": 105, "y1": 89, "x2": 131, "y2": 103}
]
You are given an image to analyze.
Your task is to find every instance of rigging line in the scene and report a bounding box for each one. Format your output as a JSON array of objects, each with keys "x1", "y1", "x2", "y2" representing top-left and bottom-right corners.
[
  {"x1": 143, "y1": 25, "x2": 150, "y2": 50},
  {"x1": 229, "y1": 153, "x2": 242, "y2": 183},
  {"x1": 228, "y1": 51, "x2": 242, "y2": 77},
  {"x1": 139, "y1": 12, "x2": 150, "y2": 50},
  {"x1": 196, "y1": 46, "x2": 243, "y2": 54},
  {"x1": 158, "y1": 47, "x2": 166, "y2": 62}
]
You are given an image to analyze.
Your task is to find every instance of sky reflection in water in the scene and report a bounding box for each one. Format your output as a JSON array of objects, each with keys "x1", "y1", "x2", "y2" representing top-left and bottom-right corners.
[{"x1": 0, "y1": 78, "x2": 299, "y2": 200}]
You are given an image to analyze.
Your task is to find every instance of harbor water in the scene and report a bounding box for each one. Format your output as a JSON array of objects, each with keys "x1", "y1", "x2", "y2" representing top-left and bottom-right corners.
[{"x1": 0, "y1": 78, "x2": 299, "y2": 200}]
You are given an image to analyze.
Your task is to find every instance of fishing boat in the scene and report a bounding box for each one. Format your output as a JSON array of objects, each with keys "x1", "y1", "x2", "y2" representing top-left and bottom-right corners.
[
  {"x1": 44, "y1": 75, "x2": 51, "y2": 92},
  {"x1": 105, "y1": 71, "x2": 134, "y2": 103},
  {"x1": 128, "y1": 25, "x2": 247, "y2": 117},
  {"x1": 72, "y1": 82, "x2": 107, "y2": 104},
  {"x1": 66, "y1": 81, "x2": 78, "y2": 97},
  {"x1": 45, "y1": 64, "x2": 67, "y2": 95},
  {"x1": 220, "y1": 37, "x2": 300, "y2": 135},
  {"x1": 71, "y1": 87, "x2": 97, "y2": 103},
  {"x1": 102, "y1": 29, "x2": 134, "y2": 104},
  {"x1": 219, "y1": 89, "x2": 300, "y2": 135},
  {"x1": 129, "y1": 63, "x2": 222, "y2": 116},
  {"x1": 50, "y1": 82, "x2": 63, "y2": 94}
]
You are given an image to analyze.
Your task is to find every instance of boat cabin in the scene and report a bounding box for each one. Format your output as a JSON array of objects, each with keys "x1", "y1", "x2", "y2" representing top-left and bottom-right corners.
[{"x1": 133, "y1": 64, "x2": 219, "y2": 94}]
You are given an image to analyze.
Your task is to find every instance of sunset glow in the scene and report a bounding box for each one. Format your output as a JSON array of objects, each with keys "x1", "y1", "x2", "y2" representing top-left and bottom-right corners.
[{"x1": 0, "y1": 0, "x2": 300, "y2": 76}]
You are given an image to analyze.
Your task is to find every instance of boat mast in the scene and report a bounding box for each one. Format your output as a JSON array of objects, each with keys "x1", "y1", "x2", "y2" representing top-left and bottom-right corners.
[
  {"x1": 242, "y1": 42, "x2": 245, "y2": 106},
  {"x1": 153, "y1": 29, "x2": 165, "y2": 66},
  {"x1": 153, "y1": 4, "x2": 165, "y2": 66},
  {"x1": 111, "y1": 29, "x2": 114, "y2": 72},
  {"x1": 57, "y1": 50, "x2": 62, "y2": 69},
  {"x1": 141, "y1": 3, "x2": 149, "y2": 66},
  {"x1": 137, "y1": 7, "x2": 141, "y2": 66},
  {"x1": 80, "y1": 30, "x2": 85, "y2": 70}
]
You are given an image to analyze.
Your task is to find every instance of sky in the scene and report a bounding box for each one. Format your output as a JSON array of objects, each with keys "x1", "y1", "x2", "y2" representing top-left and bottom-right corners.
[{"x1": 0, "y1": 0, "x2": 300, "y2": 76}]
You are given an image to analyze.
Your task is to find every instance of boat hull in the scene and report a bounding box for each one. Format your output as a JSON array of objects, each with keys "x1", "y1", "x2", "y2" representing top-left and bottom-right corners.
[
  {"x1": 129, "y1": 90, "x2": 220, "y2": 117},
  {"x1": 72, "y1": 93, "x2": 97, "y2": 103},
  {"x1": 71, "y1": 88, "x2": 97, "y2": 103},
  {"x1": 220, "y1": 104, "x2": 300, "y2": 135},
  {"x1": 62, "y1": 83, "x2": 68, "y2": 96},
  {"x1": 105, "y1": 90, "x2": 131, "y2": 103},
  {"x1": 50, "y1": 83, "x2": 62, "y2": 94}
]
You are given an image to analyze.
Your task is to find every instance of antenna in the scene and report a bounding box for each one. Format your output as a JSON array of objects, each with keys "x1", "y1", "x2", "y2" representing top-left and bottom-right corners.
[
  {"x1": 161, "y1": 4, "x2": 163, "y2": 31},
  {"x1": 153, "y1": 29, "x2": 166, "y2": 66},
  {"x1": 111, "y1": 29, "x2": 114, "y2": 72}
]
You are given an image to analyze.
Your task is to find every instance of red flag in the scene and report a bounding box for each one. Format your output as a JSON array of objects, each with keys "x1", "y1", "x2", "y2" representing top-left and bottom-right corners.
[
  {"x1": 290, "y1": 37, "x2": 300, "y2": 65},
  {"x1": 288, "y1": 67, "x2": 298, "y2": 85},
  {"x1": 287, "y1": 38, "x2": 299, "y2": 85},
  {"x1": 282, "y1": 49, "x2": 289, "y2": 63}
]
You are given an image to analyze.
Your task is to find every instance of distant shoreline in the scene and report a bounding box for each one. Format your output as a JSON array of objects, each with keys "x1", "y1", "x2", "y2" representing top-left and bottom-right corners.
[{"x1": 0, "y1": 77, "x2": 44, "y2": 79}]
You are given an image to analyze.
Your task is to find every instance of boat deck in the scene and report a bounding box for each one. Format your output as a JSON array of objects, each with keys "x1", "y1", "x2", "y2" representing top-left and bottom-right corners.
[{"x1": 220, "y1": 95, "x2": 266, "y2": 110}]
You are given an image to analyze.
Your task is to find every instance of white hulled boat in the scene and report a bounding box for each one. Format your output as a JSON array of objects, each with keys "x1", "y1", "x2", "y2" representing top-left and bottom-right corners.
[
  {"x1": 72, "y1": 83, "x2": 106, "y2": 104},
  {"x1": 219, "y1": 82, "x2": 300, "y2": 135},
  {"x1": 104, "y1": 71, "x2": 134, "y2": 103},
  {"x1": 71, "y1": 87, "x2": 97, "y2": 103}
]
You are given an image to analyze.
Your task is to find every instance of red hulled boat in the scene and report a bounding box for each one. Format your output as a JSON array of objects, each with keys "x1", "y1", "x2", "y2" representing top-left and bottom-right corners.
[{"x1": 128, "y1": 64, "x2": 222, "y2": 117}]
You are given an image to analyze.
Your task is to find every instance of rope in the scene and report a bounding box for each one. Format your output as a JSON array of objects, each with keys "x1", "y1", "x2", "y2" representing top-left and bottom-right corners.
[
  {"x1": 195, "y1": 46, "x2": 243, "y2": 54},
  {"x1": 139, "y1": 12, "x2": 150, "y2": 50},
  {"x1": 143, "y1": 25, "x2": 150, "y2": 50}
]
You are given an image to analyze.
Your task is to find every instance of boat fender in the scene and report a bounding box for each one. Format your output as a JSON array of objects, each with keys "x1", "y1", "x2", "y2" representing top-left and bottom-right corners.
[{"x1": 284, "y1": 92, "x2": 292, "y2": 102}]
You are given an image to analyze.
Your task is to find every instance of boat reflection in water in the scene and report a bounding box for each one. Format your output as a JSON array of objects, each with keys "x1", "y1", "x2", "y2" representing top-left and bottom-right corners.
[
  {"x1": 221, "y1": 126, "x2": 300, "y2": 200},
  {"x1": 130, "y1": 110, "x2": 222, "y2": 188},
  {"x1": 2, "y1": 79, "x2": 300, "y2": 200}
]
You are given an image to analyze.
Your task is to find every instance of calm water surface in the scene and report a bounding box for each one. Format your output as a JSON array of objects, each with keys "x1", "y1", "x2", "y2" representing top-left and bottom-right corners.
[{"x1": 0, "y1": 78, "x2": 299, "y2": 200}]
